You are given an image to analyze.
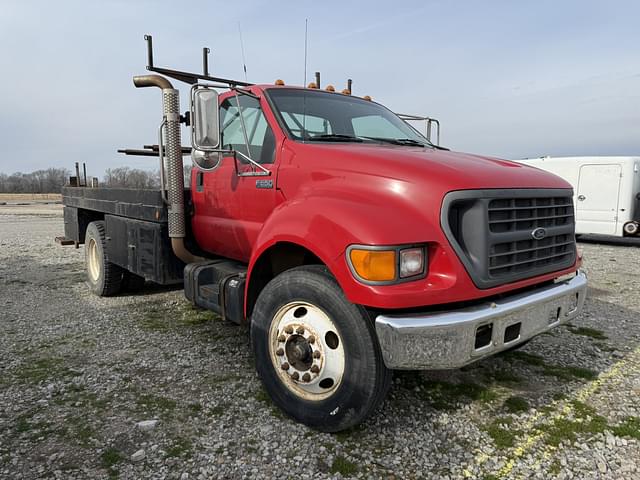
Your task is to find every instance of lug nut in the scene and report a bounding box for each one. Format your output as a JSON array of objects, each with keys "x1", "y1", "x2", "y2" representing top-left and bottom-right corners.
[
  {"x1": 310, "y1": 365, "x2": 320, "y2": 374},
  {"x1": 278, "y1": 334, "x2": 286, "y2": 342},
  {"x1": 296, "y1": 326, "x2": 305, "y2": 334},
  {"x1": 291, "y1": 372, "x2": 299, "y2": 381},
  {"x1": 276, "y1": 348, "x2": 284, "y2": 356},
  {"x1": 312, "y1": 350, "x2": 321, "y2": 359},
  {"x1": 285, "y1": 326, "x2": 294, "y2": 334},
  {"x1": 307, "y1": 335, "x2": 315, "y2": 344},
  {"x1": 302, "y1": 373, "x2": 311, "y2": 382},
  {"x1": 281, "y1": 362, "x2": 290, "y2": 370}
]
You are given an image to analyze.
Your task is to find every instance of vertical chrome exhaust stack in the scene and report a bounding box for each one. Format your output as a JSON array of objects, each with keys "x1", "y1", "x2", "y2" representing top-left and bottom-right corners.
[{"x1": 132, "y1": 74, "x2": 202, "y2": 264}]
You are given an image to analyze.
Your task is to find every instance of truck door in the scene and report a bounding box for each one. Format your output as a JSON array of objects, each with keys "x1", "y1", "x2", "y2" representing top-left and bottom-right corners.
[
  {"x1": 191, "y1": 93, "x2": 280, "y2": 261},
  {"x1": 576, "y1": 163, "x2": 621, "y2": 235}
]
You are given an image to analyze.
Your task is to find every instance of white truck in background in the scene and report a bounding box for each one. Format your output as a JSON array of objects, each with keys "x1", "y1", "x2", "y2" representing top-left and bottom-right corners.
[{"x1": 514, "y1": 156, "x2": 640, "y2": 237}]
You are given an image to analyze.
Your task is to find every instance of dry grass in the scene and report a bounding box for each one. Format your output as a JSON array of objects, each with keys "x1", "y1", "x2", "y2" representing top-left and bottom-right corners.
[{"x1": 0, "y1": 193, "x2": 61, "y2": 202}]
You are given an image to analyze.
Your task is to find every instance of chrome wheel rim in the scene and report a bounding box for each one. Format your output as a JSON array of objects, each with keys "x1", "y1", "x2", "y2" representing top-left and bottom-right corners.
[
  {"x1": 269, "y1": 301, "x2": 345, "y2": 401},
  {"x1": 87, "y1": 238, "x2": 100, "y2": 283}
]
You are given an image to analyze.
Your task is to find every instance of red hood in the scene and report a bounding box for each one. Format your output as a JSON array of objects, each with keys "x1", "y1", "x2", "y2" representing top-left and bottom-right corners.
[{"x1": 288, "y1": 142, "x2": 570, "y2": 191}]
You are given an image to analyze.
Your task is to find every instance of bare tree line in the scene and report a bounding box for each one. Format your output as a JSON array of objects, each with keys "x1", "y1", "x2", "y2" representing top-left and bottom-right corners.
[
  {"x1": 0, "y1": 165, "x2": 193, "y2": 192},
  {"x1": 0, "y1": 168, "x2": 71, "y2": 194}
]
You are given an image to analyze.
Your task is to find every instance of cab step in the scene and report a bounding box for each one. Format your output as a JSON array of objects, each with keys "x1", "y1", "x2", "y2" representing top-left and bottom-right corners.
[{"x1": 184, "y1": 260, "x2": 247, "y2": 324}]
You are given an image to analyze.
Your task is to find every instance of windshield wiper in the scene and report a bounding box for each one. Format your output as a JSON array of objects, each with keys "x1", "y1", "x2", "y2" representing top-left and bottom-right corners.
[
  {"x1": 360, "y1": 136, "x2": 450, "y2": 150},
  {"x1": 306, "y1": 134, "x2": 363, "y2": 143},
  {"x1": 360, "y1": 136, "x2": 427, "y2": 147}
]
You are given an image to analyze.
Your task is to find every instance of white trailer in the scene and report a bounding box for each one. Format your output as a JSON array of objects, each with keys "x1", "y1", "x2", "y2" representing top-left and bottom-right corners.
[{"x1": 513, "y1": 156, "x2": 640, "y2": 237}]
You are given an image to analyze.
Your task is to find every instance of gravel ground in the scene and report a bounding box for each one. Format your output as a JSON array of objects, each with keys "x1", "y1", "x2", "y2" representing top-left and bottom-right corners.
[{"x1": 0, "y1": 207, "x2": 639, "y2": 480}]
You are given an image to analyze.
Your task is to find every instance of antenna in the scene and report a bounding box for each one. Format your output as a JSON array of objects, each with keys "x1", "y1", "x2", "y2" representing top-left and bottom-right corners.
[
  {"x1": 202, "y1": 47, "x2": 210, "y2": 76},
  {"x1": 238, "y1": 22, "x2": 248, "y2": 82},
  {"x1": 304, "y1": 18, "x2": 308, "y2": 85}
]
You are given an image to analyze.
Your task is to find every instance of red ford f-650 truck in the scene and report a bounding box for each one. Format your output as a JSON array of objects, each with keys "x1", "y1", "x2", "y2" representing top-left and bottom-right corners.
[{"x1": 60, "y1": 37, "x2": 587, "y2": 432}]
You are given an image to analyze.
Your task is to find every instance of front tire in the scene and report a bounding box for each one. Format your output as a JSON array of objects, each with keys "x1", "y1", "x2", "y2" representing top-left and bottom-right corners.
[
  {"x1": 85, "y1": 221, "x2": 123, "y2": 296},
  {"x1": 250, "y1": 265, "x2": 391, "y2": 432}
]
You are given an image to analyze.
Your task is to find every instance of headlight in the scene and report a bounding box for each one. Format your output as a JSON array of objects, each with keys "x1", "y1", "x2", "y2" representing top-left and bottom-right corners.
[
  {"x1": 399, "y1": 247, "x2": 424, "y2": 278},
  {"x1": 347, "y1": 245, "x2": 427, "y2": 284}
]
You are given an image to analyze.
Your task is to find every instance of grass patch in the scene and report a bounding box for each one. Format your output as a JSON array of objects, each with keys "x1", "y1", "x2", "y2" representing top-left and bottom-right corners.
[
  {"x1": 13, "y1": 411, "x2": 59, "y2": 439},
  {"x1": 538, "y1": 401, "x2": 607, "y2": 447},
  {"x1": 139, "y1": 303, "x2": 215, "y2": 332},
  {"x1": 136, "y1": 393, "x2": 177, "y2": 415},
  {"x1": 180, "y1": 305, "x2": 212, "y2": 326},
  {"x1": 54, "y1": 385, "x2": 109, "y2": 411},
  {"x1": 12, "y1": 357, "x2": 82, "y2": 384},
  {"x1": 330, "y1": 455, "x2": 358, "y2": 476},
  {"x1": 254, "y1": 388, "x2": 285, "y2": 419},
  {"x1": 485, "y1": 417, "x2": 519, "y2": 449},
  {"x1": 423, "y1": 381, "x2": 498, "y2": 410},
  {"x1": 209, "y1": 404, "x2": 226, "y2": 416},
  {"x1": 491, "y1": 369, "x2": 524, "y2": 384},
  {"x1": 503, "y1": 396, "x2": 530, "y2": 413},
  {"x1": 567, "y1": 326, "x2": 608, "y2": 340},
  {"x1": 542, "y1": 365, "x2": 598, "y2": 381},
  {"x1": 65, "y1": 416, "x2": 94, "y2": 446},
  {"x1": 506, "y1": 350, "x2": 598, "y2": 381},
  {"x1": 166, "y1": 437, "x2": 193, "y2": 458},
  {"x1": 549, "y1": 459, "x2": 562, "y2": 475},
  {"x1": 612, "y1": 416, "x2": 640, "y2": 440},
  {"x1": 101, "y1": 447, "x2": 124, "y2": 477}
]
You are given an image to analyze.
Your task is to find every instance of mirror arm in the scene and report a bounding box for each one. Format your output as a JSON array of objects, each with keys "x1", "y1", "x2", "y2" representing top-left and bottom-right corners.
[
  {"x1": 234, "y1": 150, "x2": 270, "y2": 176},
  {"x1": 233, "y1": 90, "x2": 256, "y2": 172}
]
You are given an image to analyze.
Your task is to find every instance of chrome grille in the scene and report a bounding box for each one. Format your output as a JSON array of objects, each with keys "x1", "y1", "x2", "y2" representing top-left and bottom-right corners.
[{"x1": 442, "y1": 189, "x2": 577, "y2": 289}]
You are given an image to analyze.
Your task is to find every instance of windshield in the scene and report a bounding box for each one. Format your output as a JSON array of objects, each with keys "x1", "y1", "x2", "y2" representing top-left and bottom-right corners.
[{"x1": 266, "y1": 88, "x2": 430, "y2": 146}]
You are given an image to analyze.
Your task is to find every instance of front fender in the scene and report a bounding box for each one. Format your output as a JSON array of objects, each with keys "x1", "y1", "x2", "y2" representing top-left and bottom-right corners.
[{"x1": 247, "y1": 194, "x2": 441, "y2": 307}]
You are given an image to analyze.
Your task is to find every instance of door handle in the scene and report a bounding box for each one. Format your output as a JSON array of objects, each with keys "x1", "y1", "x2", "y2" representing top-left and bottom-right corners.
[{"x1": 577, "y1": 195, "x2": 586, "y2": 201}]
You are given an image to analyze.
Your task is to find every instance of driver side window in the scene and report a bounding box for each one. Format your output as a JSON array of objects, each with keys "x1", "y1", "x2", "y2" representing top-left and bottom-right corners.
[{"x1": 219, "y1": 95, "x2": 276, "y2": 164}]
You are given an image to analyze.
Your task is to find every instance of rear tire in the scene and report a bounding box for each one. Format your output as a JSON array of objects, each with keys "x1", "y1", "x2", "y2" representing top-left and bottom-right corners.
[
  {"x1": 85, "y1": 221, "x2": 123, "y2": 296},
  {"x1": 250, "y1": 265, "x2": 391, "y2": 432}
]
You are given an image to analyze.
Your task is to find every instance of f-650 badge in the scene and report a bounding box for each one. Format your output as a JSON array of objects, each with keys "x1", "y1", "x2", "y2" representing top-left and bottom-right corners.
[{"x1": 256, "y1": 179, "x2": 274, "y2": 189}]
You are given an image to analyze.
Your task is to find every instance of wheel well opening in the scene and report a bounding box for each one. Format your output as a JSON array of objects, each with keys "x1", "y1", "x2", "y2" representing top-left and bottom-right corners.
[
  {"x1": 246, "y1": 242, "x2": 323, "y2": 318},
  {"x1": 78, "y1": 209, "x2": 104, "y2": 244}
]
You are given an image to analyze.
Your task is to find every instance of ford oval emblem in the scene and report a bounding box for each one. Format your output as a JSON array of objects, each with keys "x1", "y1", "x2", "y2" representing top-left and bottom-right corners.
[{"x1": 531, "y1": 227, "x2": 547, "y2": 240}]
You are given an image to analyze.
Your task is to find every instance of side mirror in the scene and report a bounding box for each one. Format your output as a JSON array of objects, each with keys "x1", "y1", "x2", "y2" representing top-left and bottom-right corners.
[
  {"x1": 190, "y1": 86, "x2": 220, "y2": 151},
  {"x1": 191, "y1": 149, "x2": 221, "y2": 171}
]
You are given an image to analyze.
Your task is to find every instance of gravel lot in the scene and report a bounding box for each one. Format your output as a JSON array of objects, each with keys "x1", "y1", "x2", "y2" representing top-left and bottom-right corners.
[{"x1": 1, "y1": 207, "x2": 639, "y2": 480}]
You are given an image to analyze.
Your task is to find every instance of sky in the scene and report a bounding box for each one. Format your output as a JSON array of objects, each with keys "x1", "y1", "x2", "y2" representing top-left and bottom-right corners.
[{"x1": 0, "y1": 0, "x2": 639, "y2": 177}]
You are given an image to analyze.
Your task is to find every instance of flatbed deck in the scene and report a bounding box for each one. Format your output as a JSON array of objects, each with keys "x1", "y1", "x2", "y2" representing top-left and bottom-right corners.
[{"x1": 61, "y1": 187, "x2": 180, "y2": 223}]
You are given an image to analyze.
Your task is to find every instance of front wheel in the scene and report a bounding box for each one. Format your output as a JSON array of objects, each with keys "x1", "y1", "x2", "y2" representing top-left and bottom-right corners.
[{"x1": 250, "y1": 265, "x2": 391, "y2": 432}]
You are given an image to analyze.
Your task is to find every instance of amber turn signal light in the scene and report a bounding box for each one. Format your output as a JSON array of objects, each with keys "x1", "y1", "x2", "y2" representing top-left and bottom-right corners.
[{"x1": 349, "y1": 249, "x2": 396, "y2": 282}]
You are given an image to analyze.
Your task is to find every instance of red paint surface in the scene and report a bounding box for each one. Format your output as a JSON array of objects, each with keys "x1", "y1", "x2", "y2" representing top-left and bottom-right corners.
[{"x1": 190, "y1": 85, "x2": 579, "y2": 312}]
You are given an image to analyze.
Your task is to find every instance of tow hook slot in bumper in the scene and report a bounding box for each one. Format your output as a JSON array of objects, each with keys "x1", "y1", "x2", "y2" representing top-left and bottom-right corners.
[{"x1": 375, "y1": 270, "x2": 587, "y2": 370}]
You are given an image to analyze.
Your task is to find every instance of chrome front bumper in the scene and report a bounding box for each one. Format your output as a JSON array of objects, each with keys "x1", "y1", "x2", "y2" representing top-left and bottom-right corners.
[{"x1": 375, "y1": 270, "x2": 587, "y2": 370}]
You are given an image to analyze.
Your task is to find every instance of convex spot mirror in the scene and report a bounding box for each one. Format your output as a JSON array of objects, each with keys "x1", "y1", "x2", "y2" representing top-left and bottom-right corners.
[
  {"x1": 190, "y1": 86, "x2": 220, "y2": 151},
  {"x1": 191, "y1": 149, "x2": 221, "y2": 171}
]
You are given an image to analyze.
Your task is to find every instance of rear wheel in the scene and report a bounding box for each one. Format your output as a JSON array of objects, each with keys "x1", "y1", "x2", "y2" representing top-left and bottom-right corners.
[
  {"x1": 250, "y1": 265, "x2": 391, "y2": 432},
  {"x1": 85, "y1": 221, "x2": 123, "y2": 296}
]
